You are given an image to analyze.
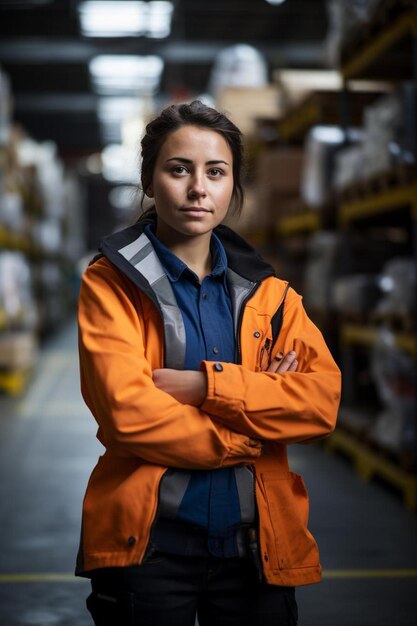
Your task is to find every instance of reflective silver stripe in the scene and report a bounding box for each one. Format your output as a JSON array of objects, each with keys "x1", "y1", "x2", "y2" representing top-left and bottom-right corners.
[
  {"x1": 234, "y1": 466, "x2": 256, "y2": 524},
  {"x1": 157, "y1": 471, "x2": 192, "y2": 518},
  {"x1": 119, "y1": 232, "x2": 151, "y2": 264},
  {"x1": 117, "y1": 232, "x2": 186, "y2": 370},
  {"x1": 226, "y1": 268, "x2": 255, "y2": 333},
  {"x1": 151, "y1": 276, "x2": 186, "y2": 370}
]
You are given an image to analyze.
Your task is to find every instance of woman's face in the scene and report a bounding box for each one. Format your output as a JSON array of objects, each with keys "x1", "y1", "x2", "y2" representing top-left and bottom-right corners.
[{"x1": 150, "y1": 125, "x2": 234, "y2": 246}]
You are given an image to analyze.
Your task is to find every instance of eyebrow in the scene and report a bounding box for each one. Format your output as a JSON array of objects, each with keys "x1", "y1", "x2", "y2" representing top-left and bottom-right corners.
[{"x1": 166, "y1": 157, "x2": 230, "y2": 166}]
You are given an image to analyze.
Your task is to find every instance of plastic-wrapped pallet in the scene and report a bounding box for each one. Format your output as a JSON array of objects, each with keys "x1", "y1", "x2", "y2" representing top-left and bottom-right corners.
[
  {"x1": 0, "y1": 252, "x2": 38, "y2": 330},
  {"x1": 362, "y1": 94, "x2": 403, "y2": 177},
  {"x1": 331, "y1": 274, "x2": 382, "y2": 316},
  {"x1": 324, "y1": 0, "x2": 388, "y2": 68},
  {"x1": 370, "y1": 328, "x2": 417, "y2": 465},
  {"x1": 0, "y1": 252, "x2": 39, "y2": 371},
  {"x1": 375, "y1": 257, "x2": 417, "y2": 318},
  {"x1": 300, "y1": 125, "x2": 346, "y2": 207},
  {"x1": 333, "y1": 144, "x2": 366, "y2": 191},
  {"x1": 303, "y1": 231, "x2": 342, "y2": 311}
]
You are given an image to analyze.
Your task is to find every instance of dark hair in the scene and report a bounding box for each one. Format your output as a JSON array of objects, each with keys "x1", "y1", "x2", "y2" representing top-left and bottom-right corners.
[{"x1": 140, "y1": 100, "x2": 244, "y2": 216}]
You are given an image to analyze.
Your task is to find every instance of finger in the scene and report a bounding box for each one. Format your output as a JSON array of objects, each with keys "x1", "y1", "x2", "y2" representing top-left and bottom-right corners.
[
  {"x1": 276, "y1": 351, "x2": 297, "y2": 373},
  {"x1": 288, "y1": 359, "x2": 298, "y2": 372},
  {"x1": 266, "y1": 351, "x2": 284, "y2": 372},
  {"x1": 247, "y1": 439, "x2": 262, "y2": 448}
]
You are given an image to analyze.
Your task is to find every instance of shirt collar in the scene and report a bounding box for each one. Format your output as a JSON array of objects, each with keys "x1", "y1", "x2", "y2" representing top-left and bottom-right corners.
[{"x1": 144, "y1": 223, "x2": 228, "y2": 283}]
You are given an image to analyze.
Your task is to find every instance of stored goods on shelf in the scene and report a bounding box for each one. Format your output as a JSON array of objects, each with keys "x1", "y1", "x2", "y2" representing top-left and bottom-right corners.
[
  {"x1": 216, "y1": 85, "x2": 282, "y2": 136},
  {"x1": 375, "y1": 256, "x2": 417, "y2": 318},
  {"x1": 324, "y1": 0, "x2": 411, "y2": 69},
  {"x1": 400, "y1": 80, "x2": 417, "y2": 165},
  {"x1": 0, "y1": 251, "x2": 38, "y2": 330},
  {"x1": 303, "y1": 231, "x2": 341, "y2": 311},
  {"x1": 370, "y1": 328, "x2": 417, "y2": 465},
  {"x1": 301, "y1": 125, "x2": 346, "y2": 208},
  {"x1": 16, "y1": 136, "x2": 66, "y2": 219},
  {"x1": 363, "y1": 93, "x2": 403, "y2": 177},
  {"x1": 324, "y1": 0, "x2": 379, "y2": 67},
  {"x1": 251, "y1": 147, "x2": 304, "y2": 230},
  {"x1": 210, "y1": 44, "x2": 268, "y2": 94},
  {"x1": 0, "y1": 190, "x2": 25, "y2": 233},
  {"x1": 0, "y1": 67, "x2": 11, "y2": 146},
  {"x1": 0, "y1": 330, "x2": 38, "y2": 370},
  {"x1": 331, "y1": 274, "x2": 382, "y2": 316}
]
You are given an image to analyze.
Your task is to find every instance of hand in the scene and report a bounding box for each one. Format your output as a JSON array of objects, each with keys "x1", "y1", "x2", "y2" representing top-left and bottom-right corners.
[
  {"x1": 266, "y1": 350, "x2": 298, "y2": 374},
  {"x1": 152, "y1": 368, "x2": 207, "y2": 406}
]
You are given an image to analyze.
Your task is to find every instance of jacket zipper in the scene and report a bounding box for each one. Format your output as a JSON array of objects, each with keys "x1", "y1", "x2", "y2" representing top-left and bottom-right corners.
[{"x1": 259, "y1": 337, "x2": 272, "y2": 370}]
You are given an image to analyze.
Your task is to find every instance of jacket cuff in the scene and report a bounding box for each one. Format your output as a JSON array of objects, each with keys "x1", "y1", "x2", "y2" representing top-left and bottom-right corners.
[{"x1": 199, "y1": 360, "x2": 242, "y2": 418}]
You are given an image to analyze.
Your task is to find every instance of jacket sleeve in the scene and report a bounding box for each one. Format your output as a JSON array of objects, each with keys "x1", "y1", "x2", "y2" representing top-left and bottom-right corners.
[
  {"x1": 200, "y1": 288, "x2": 341, "y2": 444},
  {"x1": 78, "y1": 258, "x2": 261, "y2": 469}
]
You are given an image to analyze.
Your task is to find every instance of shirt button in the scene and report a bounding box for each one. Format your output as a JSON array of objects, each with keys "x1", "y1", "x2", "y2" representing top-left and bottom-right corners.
[
  {"x1": 202, "y1": 293, "x2": 208, "y2": 300},
  {"x1": 214, "y1": 363, "x2": 223, "y2": 372},
  {"x1": 253, "y1": 331, "x2": 261, "y2": 338},
  {"x1": 127, "y1": 536, "x2": 136, "y2": 546},
  {"x1": 212, "y1": 347, "x2": 219, "y2": 354}
]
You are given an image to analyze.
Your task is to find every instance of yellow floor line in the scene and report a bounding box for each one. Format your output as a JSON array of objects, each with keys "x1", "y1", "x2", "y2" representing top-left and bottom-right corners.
[
  {"x1": 1, "y1": 570, "x2": 417, "y2": 583},
  {"x1": 0, "y1": 574, "x2": 84, "y2": 583},
  {"x1": 323, "y1": 569, "x2": 417, "y2": 579}
]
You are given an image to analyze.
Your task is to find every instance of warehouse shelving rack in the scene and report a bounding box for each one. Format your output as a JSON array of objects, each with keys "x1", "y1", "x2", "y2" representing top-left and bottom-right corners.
[{"x1": 270, "y1": 1, "x2": 417, "y2": 509}]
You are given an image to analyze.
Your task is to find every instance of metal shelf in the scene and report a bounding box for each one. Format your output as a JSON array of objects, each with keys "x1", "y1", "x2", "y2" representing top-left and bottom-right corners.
[
  {"x1": 277, "y1": 98, "x2": 321, "y2": 142},
  {"x1": 341, "y1": 6, "x2": 417, "y2": 80},
  {"x1": 325, "y1": 427, "x2": 417, "y2": 510},
  {"x1": 340, "y1": 323, "x2": 417, "y2": 358},
  {"x1": 276, "y1": 211, "x2": 320, "y2": 236},
  {"x1": 0, "y1": 368, "x2": 32, "y2": 396},
  {"x1": 0, "y1": 226, "x2": 31, "y2": 253},
  {"x1": 338, "y1": 182, "x2": 417, "y2": 227}
]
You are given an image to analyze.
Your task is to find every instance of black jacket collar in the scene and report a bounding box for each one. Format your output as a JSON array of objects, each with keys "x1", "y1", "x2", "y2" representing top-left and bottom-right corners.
[{"x1": 99, "y1": 216, "x2": 276, "y2": 284}]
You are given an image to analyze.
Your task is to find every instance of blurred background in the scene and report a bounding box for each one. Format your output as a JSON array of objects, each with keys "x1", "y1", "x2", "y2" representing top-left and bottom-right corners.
[{"x1": 0, "y1": 1, "x2": 416, "y2": 624}]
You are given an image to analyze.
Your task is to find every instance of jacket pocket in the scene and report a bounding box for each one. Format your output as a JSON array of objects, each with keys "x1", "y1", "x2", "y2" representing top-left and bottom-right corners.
[{"x1": 261, "y1": 471, "x2": 319, "y2": 571}]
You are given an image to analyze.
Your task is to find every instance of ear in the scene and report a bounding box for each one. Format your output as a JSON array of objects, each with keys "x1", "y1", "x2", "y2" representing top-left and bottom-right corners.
[{"x1": 147, "y1": 186, "x2": 153, "y2": 198}]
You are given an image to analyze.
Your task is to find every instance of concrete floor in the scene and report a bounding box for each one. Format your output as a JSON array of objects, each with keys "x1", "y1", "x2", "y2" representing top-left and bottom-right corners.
[{"x1": 0, "y1": 319, "x2": 416, "y2": 625}]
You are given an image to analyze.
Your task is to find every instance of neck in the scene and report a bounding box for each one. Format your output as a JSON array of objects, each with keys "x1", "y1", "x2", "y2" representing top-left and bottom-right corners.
[{"x1": 156, "y1": 229, "x2": 212, "y2": 282}]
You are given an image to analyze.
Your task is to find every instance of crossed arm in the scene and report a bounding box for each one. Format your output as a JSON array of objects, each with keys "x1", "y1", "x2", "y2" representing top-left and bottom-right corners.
[{"x1": 152, "y1": 351, "x2": 298, "y2": 406}]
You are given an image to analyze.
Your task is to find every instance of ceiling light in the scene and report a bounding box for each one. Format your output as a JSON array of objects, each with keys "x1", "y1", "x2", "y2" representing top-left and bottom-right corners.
[
  {"x1": 102, "y1": 144, "x2": 140, "y2": 183},
  {"x1": 89, "y1": 55, "x2": 164, "y2": 95},
  {"x1": 78, "y1": 1, "x2": 173, "y2": 38},
  {"x1": 265, "y1": 1, "x2": 287, "y2": 5},
  {"x1": 97, "y1": 97, "x2": 142, "y2": 123},
  {"x1": 97, "y1": 96, "x2": 143, "y2": 145}
]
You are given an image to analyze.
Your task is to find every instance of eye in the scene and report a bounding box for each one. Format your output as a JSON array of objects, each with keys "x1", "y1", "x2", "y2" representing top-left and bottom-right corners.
[
  {"x1": 171, "y1": 165, "x2": 188, "y2": 175},
  {"x1": 208, "y1": 168, "x2": 224, "y2": 177}
]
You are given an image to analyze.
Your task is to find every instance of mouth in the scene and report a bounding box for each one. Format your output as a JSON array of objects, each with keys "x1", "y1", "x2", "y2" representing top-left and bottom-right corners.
[
  {"x1": 179, "y1": 206, "x2": 211, "y2": 215},
  {"x1": 180, "y1": 206, "x2": 211, "y2": 212}
]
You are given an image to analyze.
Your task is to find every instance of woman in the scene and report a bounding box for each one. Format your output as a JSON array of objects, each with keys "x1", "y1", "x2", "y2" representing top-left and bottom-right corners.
[{"x1": 77, "y1": 100, "x2": 341, "y2": 626}]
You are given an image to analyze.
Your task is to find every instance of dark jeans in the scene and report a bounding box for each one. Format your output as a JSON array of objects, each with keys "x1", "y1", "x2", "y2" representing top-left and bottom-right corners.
[{"x1": 86, "y1": 552, "x2": 298, "y2": 626}]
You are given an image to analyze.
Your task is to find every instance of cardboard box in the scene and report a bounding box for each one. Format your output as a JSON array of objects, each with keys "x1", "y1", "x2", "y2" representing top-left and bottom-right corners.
[
  {"x1": 216, "y1": 86, "x2": 282, "y2": 136},
  {"x1": 255, "y1": 147, "x2": 304, "y2": 194},
  {"x1": 0, "y1": 331, "x2": 38, "y2": 369}
]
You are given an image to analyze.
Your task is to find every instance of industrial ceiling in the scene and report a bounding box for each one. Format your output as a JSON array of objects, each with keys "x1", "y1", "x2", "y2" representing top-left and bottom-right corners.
[{"x1": 0, "y1": 0, "x2": 328, "y2": 157}]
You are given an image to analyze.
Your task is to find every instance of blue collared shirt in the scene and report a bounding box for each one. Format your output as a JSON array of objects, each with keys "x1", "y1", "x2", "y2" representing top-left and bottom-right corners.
[{"x1": 145, "y1": 224, "x2": 243, "y2": 557}]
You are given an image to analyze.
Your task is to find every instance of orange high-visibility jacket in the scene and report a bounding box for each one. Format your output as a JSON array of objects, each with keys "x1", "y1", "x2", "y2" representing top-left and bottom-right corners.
[{"x1": 76, "y1": 220, "x2": 341, "y2": 587}]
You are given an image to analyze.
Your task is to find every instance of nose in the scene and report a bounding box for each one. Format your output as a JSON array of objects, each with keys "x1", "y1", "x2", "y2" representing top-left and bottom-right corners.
[{"x1": 188, "y1": 172, "x2": 206, "y2": 199}]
